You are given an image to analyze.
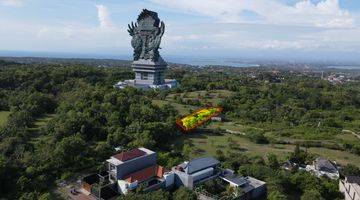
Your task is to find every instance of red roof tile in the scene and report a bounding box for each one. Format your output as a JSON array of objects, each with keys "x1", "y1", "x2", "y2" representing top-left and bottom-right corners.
[
  {"x1": 123, "y1": 165, "x2": 165, "y2": 183},
  {"x1": 113, "y1": 148, "x2": 146, "y2": 162}
]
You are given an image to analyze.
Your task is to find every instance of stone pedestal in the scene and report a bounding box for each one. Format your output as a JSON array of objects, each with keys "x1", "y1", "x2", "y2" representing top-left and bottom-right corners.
[
  {"x1": 113, "y1": 56, "x2": 178, "y2": 90},
  {"x1": 132, "y1": 57, "x2": 166, "y2": 85}
]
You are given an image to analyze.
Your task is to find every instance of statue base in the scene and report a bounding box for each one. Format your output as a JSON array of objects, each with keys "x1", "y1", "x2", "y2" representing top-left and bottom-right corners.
[
  {"x1": 113, "y1": 79, "x2": 178, "y2": 90},
  {"x1": 114, "y1": 57, "x2": 178, "y2": 90},
  {"x1": 132, "y1": 57, "x2": 167, "y2": 85}
]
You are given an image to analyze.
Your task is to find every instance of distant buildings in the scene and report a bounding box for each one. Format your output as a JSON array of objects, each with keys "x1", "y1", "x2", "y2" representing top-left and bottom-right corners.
[
  {"x1": 339, "y1": 176, "x2": 360, "y2": 200},
  {"x1": 305, "y1": 157, "x2": 339, "y2": 179},
  {"x1": 326, "y1": 74, "x2": 346, "y2": 84},
  {"x1": 323, "y1": 73, "x2": 353, "y2": 85},
  {"x1": 82, "y1": 148, "x2": 267, "y2": 200}
]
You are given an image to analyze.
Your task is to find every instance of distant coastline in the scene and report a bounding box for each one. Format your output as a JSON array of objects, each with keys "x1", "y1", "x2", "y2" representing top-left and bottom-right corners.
[
  {"x1": 1, "y1": 51, "x2": 360, "y2": 69},
  {"x1": 326, "y1": 65, "x2": 360, "y2": 69},
  {"x1": 167, "y1": 57, "x2": 259, "y2": 68}
]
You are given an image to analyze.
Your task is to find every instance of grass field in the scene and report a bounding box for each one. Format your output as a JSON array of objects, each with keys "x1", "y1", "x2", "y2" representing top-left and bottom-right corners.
[
  {"x1": 336, "y1": 131, "x2": 360, "y2": 142},
  {"x1": 167, "y1": 90, "x2": 234, "y2": 106},
  {"x1": 152, "y1": 90, "x2": 233, "y2": 116},
  {"x1": 0, "y1": 111, "x2": 11, "y2": 127},
  {"x1": 175, "y1": 129, "x2": 360, "y2": 166},
  {"x1": 159, "y1": 89, "x2": 360, "y2": 166},
  {"x1": 152, "y1": 99, "x2": 198, "y2": 115},
  {"x1": 28, "y1": 114, "x2": 55, "y2": 144},
  {"x1": 153, "y1": 90, "x2": 234, "y2": 116}
]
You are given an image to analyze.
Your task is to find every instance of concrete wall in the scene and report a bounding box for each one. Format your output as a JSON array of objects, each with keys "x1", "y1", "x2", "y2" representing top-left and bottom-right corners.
[
  {"x1": 340, "y1": 180, "x2": 360, "y2": 200},
  {"x1": 249, "y1": 184, "x2": 266, "y2": 199},
  {"x1": 144, "y1": 181, "x2": 166, "y2": 192},
  {"x1": 116, "y1": 153, "x2": 157, "y2": 179},
  {"x1": 191, "y1": 168, "x2": 214, "y2": 183},
  {"x1": 174, "y1": 170, "x2": 193, "y2": 189},
  {"x1": 164, "y1": 172, "x2": 175, "y2": 187}
]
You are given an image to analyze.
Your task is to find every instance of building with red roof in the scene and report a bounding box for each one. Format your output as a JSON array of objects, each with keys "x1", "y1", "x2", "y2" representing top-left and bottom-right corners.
[
  {"x1": 123, "y1": 165, "x2": 165, "y2": 183},
  {"x1": 112, "y1": 148, "x2": 146, "y2": 162},
  {"x1": 83, "y1": 147, "x2": 175, "y2": 197},
  {"x1": 103, "y1": 147, "x2": 174, "y2": 194}
]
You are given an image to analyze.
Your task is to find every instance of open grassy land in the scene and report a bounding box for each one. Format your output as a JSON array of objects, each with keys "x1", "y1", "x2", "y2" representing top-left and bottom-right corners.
[
  {"x1": 152, "y1": 99, "x2": 198, "y2": 115},
  {"x1": 161, "y1": 89, "x2": 360, "y2": 166},
  {"x1": 167, "y1": 89, "x2": 234, "y2": 106},
  {"x1": 0, "y1": 111, "x2": 10, "y2": 127},
  {"x1": 336, "y1": 131, "x2": 360, "y2": 141},
  {"x1": 153, "y1": 89, "x2": 234, "y2": 116},
  {"x1": 28, "y1": 114, "x2": 55, "y2": 144},
  {"x1": 176, "y1": 129, "x2": 360, "y2": 166}
]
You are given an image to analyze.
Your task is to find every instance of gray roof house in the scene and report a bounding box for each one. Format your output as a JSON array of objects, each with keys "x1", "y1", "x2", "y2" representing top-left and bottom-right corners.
[
  {"x1": 173, "y1": 156, "x2": 221, "y2": 189},
  {"x1": 314, "y1": 157, "x2": 338, "y2": 173},
  {"x1": 306, "y1": 157, "x2": 339, "y2": 179},
  {"x1": 220, "y1": 169, "x2": 266, "y2": 200}
]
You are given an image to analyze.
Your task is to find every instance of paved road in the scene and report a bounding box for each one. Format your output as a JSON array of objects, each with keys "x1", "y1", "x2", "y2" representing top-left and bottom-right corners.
[{"x1": 342, "y1": 129, "x2": 360, "y2": 140}]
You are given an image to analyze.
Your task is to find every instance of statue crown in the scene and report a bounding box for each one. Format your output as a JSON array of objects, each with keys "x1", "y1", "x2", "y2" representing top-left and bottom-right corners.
[{"x1": 137, "y1": 9, "x2": 160, "y2": 27}]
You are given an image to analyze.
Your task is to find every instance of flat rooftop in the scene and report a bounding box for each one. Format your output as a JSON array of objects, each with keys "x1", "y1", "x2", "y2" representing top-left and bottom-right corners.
[
  {"x1": 220, "y1": 169, "x2": 247, "y2": 187},
  {"x1": 107, "y1": 147, "x2": 154, "y2": 165},
  {"x1": 177, "y1": 156, "x2": 220, "y2": 174},
  {"x1": 241, "y1": 176, "x2": 266, "y2": 193}
]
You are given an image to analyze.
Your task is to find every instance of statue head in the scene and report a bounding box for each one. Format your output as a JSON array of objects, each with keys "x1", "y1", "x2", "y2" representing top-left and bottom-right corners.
[{"x1": 137, "y1": 9, "x2": 160, "y2": 28}]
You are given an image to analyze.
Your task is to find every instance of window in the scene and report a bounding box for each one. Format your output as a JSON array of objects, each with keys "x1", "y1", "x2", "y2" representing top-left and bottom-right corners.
[
  {"x1": 141, "y1": 73, "x2": 148, "y2": 80},
  {"x1": 110, "y1": 164, "x2": 116, "y2": 171}
]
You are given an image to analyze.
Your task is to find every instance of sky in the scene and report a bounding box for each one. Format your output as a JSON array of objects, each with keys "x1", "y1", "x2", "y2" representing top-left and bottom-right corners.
[{"x1": 0, "y1": 0, "x2": 360, "y2": 63}]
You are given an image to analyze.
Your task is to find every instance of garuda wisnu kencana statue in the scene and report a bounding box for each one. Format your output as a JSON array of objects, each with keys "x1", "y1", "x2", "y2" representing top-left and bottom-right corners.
[{"x1": 127, "y1": 9, "x2": 165, "y2": 62}]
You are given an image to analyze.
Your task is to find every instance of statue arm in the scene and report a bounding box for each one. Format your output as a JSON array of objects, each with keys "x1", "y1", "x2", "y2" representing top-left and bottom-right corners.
[
  {"x1": 150, "y1": 21, "x2": 165, "y2": 50},
  {"x1": 127, "y1": 22, "x2": 138, "y2": 36},
  {"x1": 158, "y1": 21, "x2": 165, "y2": 37}
]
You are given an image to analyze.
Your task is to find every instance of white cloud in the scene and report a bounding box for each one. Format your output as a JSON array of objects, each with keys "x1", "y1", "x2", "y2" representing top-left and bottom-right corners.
[
  {"x1": 0, "y1": 0, "x2": 23, "y2": 7},
  {"x1": 160, "y1": 22, "x2": 360, "y2": 54},
  {"x1": 95, "y1": 4, "x2": 113, "y2": 29},
  {"x1": 0, "y1": 0, "x2": 358, "y2": 60},
  {"x1": 150, "y1": 0, "x2": 354, "y2": 28}
]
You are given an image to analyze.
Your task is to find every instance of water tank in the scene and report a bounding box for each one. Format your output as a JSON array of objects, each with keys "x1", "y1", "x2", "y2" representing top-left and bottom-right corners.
[{"x1": 163, "y1": 171, "x2": 175, "y2": 187}]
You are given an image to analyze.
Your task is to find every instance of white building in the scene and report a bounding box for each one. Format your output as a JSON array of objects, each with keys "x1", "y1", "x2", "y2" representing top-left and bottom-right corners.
[{"x1": 340, "y1": 176, "x2": 360, "y2": 200}]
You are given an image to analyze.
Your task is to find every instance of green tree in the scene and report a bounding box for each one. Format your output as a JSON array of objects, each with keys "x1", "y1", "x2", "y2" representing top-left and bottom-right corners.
[
  {"x1": 173, "y1": 187, "x2": 197, "y2": 200},
  {"x1": 117, "y1": 190, "x2": 170, "y2": 200},
  {"x1": 301, "y1": 189, "x2": 324, "y2": 200},
  {"x1": 38, "y1": 193, "x2": 52, "y2": 200},
  {"x1": 53, "y1": 135, "x2": 86, "y2": 169},
  {"x1": 268, "y1": 191, "x2": 287, "y2": 200},
  {"x1": 267, "y1": 153, "x2": 280, "y2": 169},
  {"x1": 341, "y1": 164, "x2": 360, "y2": 176}
]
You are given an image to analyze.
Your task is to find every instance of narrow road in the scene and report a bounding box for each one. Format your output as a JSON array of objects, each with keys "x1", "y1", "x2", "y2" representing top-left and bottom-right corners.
[{"x1": 342, "y1": 129, "x2": 360, "y2": 140}]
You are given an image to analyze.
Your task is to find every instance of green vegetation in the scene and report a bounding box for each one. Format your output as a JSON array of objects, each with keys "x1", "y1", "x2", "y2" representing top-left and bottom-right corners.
[
  {"x1": 0, "y1": 63, "x2": 178, "y2": 199},
  {"x1": 0, "y1": 59, "x2": 359, "y2": 199},
  {"x1": 174, "y1": 130, "x2": 360, "y2": 166},
  {"x1": 0, "y1": 111, "x2": 10, "y2": 127}
]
